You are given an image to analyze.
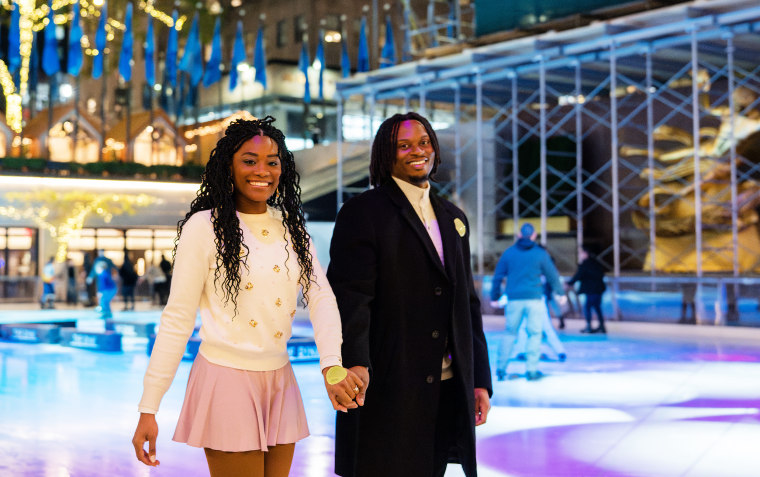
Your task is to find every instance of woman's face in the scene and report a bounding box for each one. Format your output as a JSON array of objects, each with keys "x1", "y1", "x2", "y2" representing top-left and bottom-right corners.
[{"x1": 230, "y1": 134, "x2": 282, "y2": 214}]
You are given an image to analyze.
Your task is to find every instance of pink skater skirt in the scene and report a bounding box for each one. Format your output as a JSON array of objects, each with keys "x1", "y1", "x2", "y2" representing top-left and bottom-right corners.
[{"x1": 173, "y1": 353, "x2": 310, "y2": 452}]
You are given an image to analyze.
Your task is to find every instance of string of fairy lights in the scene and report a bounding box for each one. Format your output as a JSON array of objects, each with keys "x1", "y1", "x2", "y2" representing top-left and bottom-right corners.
[{"x1": 0, "y1": 0, "x2": 187, "y2": 133}]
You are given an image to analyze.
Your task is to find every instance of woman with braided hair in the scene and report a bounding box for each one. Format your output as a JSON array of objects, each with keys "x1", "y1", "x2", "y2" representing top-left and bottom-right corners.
[{"x1": 132, "y1": 117, "x2": 363, "y2": 476}]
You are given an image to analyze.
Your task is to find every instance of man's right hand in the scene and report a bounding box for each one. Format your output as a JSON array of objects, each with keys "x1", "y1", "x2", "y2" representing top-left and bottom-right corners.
[{"x1": 349, "y1": 366, "x2": 370, "y2": 406}]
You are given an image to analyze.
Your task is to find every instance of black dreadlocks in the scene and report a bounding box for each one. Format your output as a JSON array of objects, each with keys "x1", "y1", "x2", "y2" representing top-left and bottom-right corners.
[
  {"x1": 369, "y1": 111, "x2": 442, "y2": 187},
  {"x1": 175, "y1": 116, "x2": 314, "y2": 314}
]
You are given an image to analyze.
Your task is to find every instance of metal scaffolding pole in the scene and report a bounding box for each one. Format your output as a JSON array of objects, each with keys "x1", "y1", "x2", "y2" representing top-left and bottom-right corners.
[
  {"x1": 475, "y1": 72, "x2": 484, "y2": 274},
  {"x1": 726, "y1": 33, "x2": 739, "y2": 325},
  {"x1": 726, "y1": 35, "x2": 739, "y2": 278},
  {"x1": 511, "y1": 73, "x2": 519, "y2": 237},
  {"x1": 369, "y1": 94, "x2": 377, "y2": 143},
  {"x1": 575, "y1": 63, "x2": 583, "y2": 253},
  {"x1": 646, "y1": 48, "x2": 657, "y2": 279},
  {"x1": 454, "y1": 84, "x2": 462, "y2": 204},
  {"x1": 691, "y1": 28, "x2": 705, "y2": 323},
  {"x1": 419, "y1": 86, "x2": 427, "y2": 116},
  {"x1": 539, "y1": 57, "x2": 548, "y2": 246},
  {"x1": 336, "y1": 96, "x2": 344, "y2": 212},
  {"x1": 609, "y1": 42, "x2": 621, "y2": 320}
]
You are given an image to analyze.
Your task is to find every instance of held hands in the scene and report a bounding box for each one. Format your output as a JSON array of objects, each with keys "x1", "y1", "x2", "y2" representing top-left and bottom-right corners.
[
  {"x1": 132, "y1": 412, "x2": 160, "y2": 467},
  {"x1": 322, "y1": 365, "x2": 369, "y2": 412}
]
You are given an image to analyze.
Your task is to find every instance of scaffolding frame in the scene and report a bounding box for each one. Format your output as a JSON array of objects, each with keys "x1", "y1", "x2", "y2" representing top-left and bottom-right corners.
[{"x1": 335, "y1": 0, "x2": 760, "y2": 323}]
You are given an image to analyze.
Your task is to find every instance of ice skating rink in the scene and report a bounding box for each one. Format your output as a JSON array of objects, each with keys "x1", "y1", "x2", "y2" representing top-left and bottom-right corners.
[{"x1": 1, "y1": 308, "x2": 759, "y2": 477}]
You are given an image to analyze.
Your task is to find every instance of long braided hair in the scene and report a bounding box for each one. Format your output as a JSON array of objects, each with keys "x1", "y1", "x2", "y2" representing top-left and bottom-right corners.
[
  {"x1": 175, "y1": 116, "x2": 314, "y2": 313},
  {"x1": 369, "y1": 111, "x2": 442, "y2": 187}
]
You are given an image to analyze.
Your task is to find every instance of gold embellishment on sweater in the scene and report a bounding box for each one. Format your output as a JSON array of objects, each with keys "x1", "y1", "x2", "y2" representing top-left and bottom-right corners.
[
  {"x1": 261, "y1": 229, "x2": 270, "y2": 237},
  {"x1": 274, "y1": 331, "x2": 283, "y2": 338},
  {"x1": 249, "y1": 320, "x2": 257, "y2": 327},
  {"x1": 454, "y1": 218, "x2": 467, "y2": 237},
  {"x1": 275, "y1": 298, "x2": 282, "y2": 307},
  {"x1": 290, "y1": 309, "x2": 296, "y2": 318},
  {"x1": 273, "y1": 265, "x2": 280, "y2": 273},
  {"x1": 244, "y1": 282, "x2": 253, "y2": 290}
]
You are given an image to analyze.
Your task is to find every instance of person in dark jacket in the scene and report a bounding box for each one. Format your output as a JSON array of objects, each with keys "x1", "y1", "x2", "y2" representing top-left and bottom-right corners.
[
  {"x1": 119, "y1": 255, "x2": 139, "y2": 311},
  {"x1": 327, "y1": 112, "x2": 492, "y2": 477},
  {"x1": 567, "y1": 245, "x2": 607, "y2": 333},
  {"x1": 489, "y1": 223, "x2": 564, "y2": 381}
]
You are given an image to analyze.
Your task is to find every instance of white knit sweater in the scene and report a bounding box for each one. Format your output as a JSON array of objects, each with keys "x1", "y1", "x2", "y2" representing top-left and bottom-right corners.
[{"x1": 138, "y1": 208, "x2": 342, "y2": 414}]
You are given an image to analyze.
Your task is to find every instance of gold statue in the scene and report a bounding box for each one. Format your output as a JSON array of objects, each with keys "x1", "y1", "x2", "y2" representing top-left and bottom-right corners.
[{"x1": 622, "y1": 74, "x2": 760, "y2": 272}]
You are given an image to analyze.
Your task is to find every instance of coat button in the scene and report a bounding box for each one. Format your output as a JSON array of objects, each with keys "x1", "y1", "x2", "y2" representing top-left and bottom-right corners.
[
  {"x1": 434, "y1": 287, "x2": 442, "y2": 295},
  {"x1": 426, "y1": 375, "x2": 434, "y2": 384},
  {"x1": 432, "y1": 330, "x2": 440, "y2": 339}
]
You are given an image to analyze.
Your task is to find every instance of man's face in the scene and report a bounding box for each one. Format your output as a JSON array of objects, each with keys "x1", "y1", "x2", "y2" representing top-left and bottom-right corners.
[{"x1": 391, "y1": 120, "x2": 435, "y2": 187}]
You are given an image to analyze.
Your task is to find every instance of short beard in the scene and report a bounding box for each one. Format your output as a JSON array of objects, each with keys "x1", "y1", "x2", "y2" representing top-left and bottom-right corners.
[{"x1": 407, "y1": 172, "x2": 431, "y2": 187}]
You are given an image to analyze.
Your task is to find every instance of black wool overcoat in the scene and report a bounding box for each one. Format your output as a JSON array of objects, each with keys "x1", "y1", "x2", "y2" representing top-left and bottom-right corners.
[{"x1": 327, "y1": 181, "x2": 492, "y2": 477}]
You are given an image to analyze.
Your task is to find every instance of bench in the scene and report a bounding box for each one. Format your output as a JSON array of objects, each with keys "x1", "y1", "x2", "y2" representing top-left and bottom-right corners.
[
  {"x1": 59, "y1": 328, "x2": 122, "y2": 352},
  {"x1": 0, "y1": 324, "x2": 61, "y2": 344}
]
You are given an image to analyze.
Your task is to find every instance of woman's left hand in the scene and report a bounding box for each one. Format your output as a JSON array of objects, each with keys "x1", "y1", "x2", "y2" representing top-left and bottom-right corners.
[{"x1": 322, "y1": 366, "x2": 365, "y2": 412}]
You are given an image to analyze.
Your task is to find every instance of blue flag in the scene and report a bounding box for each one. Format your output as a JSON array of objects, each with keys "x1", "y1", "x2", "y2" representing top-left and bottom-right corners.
[
  {"x1": 357, "y1": 16, "x2": 369, "y2": 72},
  {"x1": 29, "y1": 31, "x2": 39, "y2": 90},
  {"x1": 175, "y1": 73, "x2": 186, "y2": 118},
  {"x1": 145, "y1": 14, "x2": 155, "y2": 86},
  {"x1": 203, "y1": 17, "x2": 222, "y2": 87},
  {"x1": 229, "y1": 20, "x2": 247, "y2": 92},
  {"x1": 340, "y1": 39, "x2": 350, "y2": 78},
  {"x1": 178, "y1": 13, "x2": 203, "y2": 87},
  {"x1": 402, "y1": 7, "x2": 412, "y2": 63},
  {"x1": 253, "y1": 26, "x2": 267, "y2": 89},
  {"x1": 67, "y1": 1, "x2": 83, "y2": 76},
  {"x1": 165, "y1": 10, "x2": 178, "y2": 88},
  {"x1": 380, "y1": 15, "x2": 396, "y2": 68},
  {"x1": 298, "y1": 40, "x2": 310, "y2": 104},
  {"x1": 93, "y1": 1, "x2": 107, "y2": 79},
  {"x1": 8, "y1": 2, "x2": 20, "y2": 73},
  {"x1": 42, "y1": 0, "x2": 60, "y2": 76},
  {"x1": 315, "y1": 31, "x2": 325, "y2": 100},
  {"x1": 118, "y1": 2, "x2": 133, "y2": 81}
]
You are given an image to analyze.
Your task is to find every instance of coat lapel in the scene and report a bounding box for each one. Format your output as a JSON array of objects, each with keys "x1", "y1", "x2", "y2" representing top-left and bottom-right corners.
[
  {"x1": 430, "y1": 193, "x2": 460, "y2": 283},
  {"x1": 382, "y1": 182, "x2": 448, "y2": 280}
]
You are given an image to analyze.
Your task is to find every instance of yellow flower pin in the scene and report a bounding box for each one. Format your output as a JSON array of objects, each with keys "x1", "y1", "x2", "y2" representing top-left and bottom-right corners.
[{"x1": 454, "y1": 218, "x2": 467, "y2": 237}]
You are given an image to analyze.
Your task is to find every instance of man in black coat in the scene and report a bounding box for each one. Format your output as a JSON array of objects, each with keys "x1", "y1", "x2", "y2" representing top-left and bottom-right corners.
[{"x1": 327, "y1": 112, "x2": 492, "y2": 477}]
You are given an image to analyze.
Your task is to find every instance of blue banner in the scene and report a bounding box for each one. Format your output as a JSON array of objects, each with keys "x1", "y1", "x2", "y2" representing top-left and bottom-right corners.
[
  {"x1": 92, "y1": 1, "x2": 107, "y2": 79},
  {"x1": 341, "y1": 39, "x2": 350, "y2": 78},
  {"x1": 298, "y1": 40, "x2": 310, "y2": 104},
  {"x1": 165, "y1": 10, "x2": 178, "y2": 88},
  {"x1": 178, "y1": 13, "x2": 203, "y2": 86},
  {"x1": 357, "y1": 17, "x2": 369, "y2": 72},
  {"x1": 253, "y1": 26, "x2": 267, "y2": 89},
  {"x1": 145, "y1": 14, "x2": 155, "y2": 86},
  {"x1": 67, "y1": 1, "x2": 83, "y2": 76},
  {"x1": 8, "y1": 2, "x2": 21, "y2": 73},
  {"x1": 118, "y1": 2, "x2": 133, "y2": 82},
  {"x1": 229, "y1": 21, "x2": 247, "y2": 91},
  {"x1": 42, "y1": 0, "x2": 60, "y2": 76},
  {"x1": 203, "y1": 17, "x2": 222, "y2": 87},
  {"x1": 315, "y1": 31, "x2": 325, "y2": 100},
  {"x1": 380, "y1": 15, "x2": 396, "y2": 68}
]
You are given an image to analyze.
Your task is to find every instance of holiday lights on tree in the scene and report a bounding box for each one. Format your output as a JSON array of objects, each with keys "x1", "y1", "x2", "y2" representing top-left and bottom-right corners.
[{"x1": 0, "y1": 190, "x2": 158, "y2": 262}]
